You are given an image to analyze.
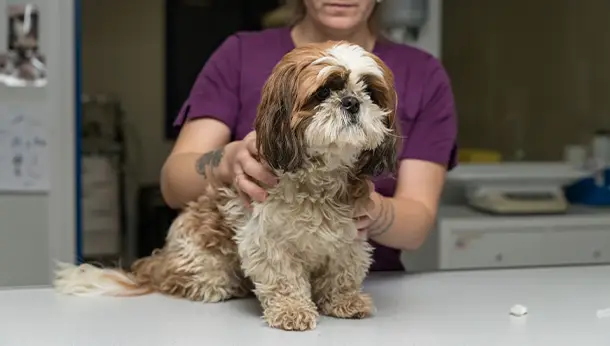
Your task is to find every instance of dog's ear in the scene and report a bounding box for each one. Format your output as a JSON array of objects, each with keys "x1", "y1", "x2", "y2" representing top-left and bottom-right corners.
[
  {"x1": 356, "y1": 107, "x2": 399, "y2": 177},
  {"x1": 357, "y1": 53, "x2": 402, "y2": 177},
  {"x1": 254, "y1": 61, "x2": 305, "y2": 173}
]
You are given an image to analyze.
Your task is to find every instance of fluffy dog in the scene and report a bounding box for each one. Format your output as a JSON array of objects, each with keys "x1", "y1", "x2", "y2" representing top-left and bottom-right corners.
[{"x1": 54, "y1": 41, "x2": 399, "y2": 331}]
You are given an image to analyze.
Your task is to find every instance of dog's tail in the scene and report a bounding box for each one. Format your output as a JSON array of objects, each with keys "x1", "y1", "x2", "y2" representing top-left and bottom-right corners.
[{"x1": 53, "y1": 261, "x2": 154, "y2": 297}]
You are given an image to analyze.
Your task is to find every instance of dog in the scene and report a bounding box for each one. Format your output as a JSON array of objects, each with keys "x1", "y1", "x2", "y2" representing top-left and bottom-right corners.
[{"x1": 54, "y1": 40, "x2": 399, "y2": 331}]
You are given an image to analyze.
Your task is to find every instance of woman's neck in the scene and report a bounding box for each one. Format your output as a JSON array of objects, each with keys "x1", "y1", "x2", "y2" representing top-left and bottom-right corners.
[{"x1": 291, "y1": 18, "x2": 376, "y2": 51}]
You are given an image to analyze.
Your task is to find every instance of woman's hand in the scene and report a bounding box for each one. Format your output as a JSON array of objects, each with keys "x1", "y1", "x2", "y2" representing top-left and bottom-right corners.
[
  {"x1": 353, "y1": 181, "x2": 381, "y2": 239},
  {"x1": 231, "y1": 131, "x2": 278, "y2": 207}
]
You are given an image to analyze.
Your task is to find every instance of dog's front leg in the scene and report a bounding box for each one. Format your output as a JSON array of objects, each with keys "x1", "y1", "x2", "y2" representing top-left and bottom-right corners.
[
  {"x1": 312, "y1": 240, "x2": 374, "y2": 319},
  {"x1": 236, "y1": 220, "x2": 318, "y2": 331}
]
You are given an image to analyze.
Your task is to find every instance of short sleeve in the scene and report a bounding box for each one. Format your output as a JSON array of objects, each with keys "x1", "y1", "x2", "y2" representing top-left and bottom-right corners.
[
  {"x1": 400, "y1": 58, "x2": 458, "y2": 170},
  {"x1": 173, "y1": 35, "x2": 242, "y2": 130}
]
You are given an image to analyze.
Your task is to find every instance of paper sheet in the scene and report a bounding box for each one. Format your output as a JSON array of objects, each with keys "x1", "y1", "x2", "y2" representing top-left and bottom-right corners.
[{"x1": 0, "y1": 108, "x2": 49, "y2": 192}]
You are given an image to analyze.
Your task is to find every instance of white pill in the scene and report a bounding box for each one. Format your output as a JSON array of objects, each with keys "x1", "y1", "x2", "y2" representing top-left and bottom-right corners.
[{"x1": 509, "y1": 304, "x2": 528, "y2": 316}]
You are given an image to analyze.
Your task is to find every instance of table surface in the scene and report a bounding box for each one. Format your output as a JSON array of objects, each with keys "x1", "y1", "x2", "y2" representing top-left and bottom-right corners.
[{"x1": 1, "y1": 265, "x2": 609, "y2": 346}]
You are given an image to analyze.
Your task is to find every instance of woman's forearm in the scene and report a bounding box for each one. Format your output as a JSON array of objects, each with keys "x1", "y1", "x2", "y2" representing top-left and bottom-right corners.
[
  {"x1": 367, "y1": 192, "x2": 436, "y2": 251},
  {"x1": 160, "y1": 141, "x2": 240, "y2": 208}
]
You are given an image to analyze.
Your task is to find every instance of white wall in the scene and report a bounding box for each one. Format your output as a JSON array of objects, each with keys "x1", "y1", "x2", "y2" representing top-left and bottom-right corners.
[
  {"x1": 0, "y1": 0, "x2": 76, "y2": 287},
  {"x1": 411, "y1": 0, "x2": 442, "y2": 58}
]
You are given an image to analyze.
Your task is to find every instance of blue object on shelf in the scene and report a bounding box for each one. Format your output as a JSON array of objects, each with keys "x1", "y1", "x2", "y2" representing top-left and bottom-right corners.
[{"x1": 564, "y1": 168, "x2": 610, "y2": 206}]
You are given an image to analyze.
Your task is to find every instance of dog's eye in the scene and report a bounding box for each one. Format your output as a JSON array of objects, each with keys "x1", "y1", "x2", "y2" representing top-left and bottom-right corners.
[
  {"x1": 365, "y1": 86, "x2": 380, "y2": 104},
  {"x1": 315, "y1": 87, "x2": 331, "y2": 100}
]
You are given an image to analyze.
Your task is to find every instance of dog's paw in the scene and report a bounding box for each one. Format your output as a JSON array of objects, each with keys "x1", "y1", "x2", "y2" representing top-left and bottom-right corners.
[
  {"x1": 319, "y1": 292, "x2": 374, "y2": 319},
  {"x1": 263, "y1": 299, "x2": 319, "y2": 331}
]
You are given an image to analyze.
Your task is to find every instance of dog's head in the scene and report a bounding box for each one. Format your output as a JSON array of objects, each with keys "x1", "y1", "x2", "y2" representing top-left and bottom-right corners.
[{"x1": 255, "y1": 41, "x2": 400, "y2": 177}]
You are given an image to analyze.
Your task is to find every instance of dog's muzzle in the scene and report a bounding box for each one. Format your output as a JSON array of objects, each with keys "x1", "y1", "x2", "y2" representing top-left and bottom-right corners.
[{"x1": 341, "y1": 96, "x2": 361, "y2": 124}]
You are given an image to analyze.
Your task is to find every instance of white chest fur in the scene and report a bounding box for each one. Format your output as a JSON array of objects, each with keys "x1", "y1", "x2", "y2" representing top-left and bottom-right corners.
[{"x1": 230, "y1": 168, "x2": 365, "y2": 271}]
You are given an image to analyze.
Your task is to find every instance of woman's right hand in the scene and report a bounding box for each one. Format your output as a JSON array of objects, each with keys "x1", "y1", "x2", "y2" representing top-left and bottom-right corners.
[{"x1": 231, "y1": 131, "x2": 278, "y2": 207}]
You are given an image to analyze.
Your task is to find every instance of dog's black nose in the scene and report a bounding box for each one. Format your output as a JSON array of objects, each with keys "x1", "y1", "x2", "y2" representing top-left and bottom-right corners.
[{"x1": 341, "y1": 96, "x2": 360, "y2": 115}]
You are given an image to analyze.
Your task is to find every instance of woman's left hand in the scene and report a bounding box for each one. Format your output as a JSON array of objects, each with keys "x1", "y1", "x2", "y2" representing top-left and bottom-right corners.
[{"x1": 353, "y1": 181, "x2": 381, "y2": 239}]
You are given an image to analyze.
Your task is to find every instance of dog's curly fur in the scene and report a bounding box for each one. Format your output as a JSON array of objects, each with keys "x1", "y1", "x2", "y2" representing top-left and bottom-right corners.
[{"x1": 54, "y1": 41, "x2": 399, "y2": 331}]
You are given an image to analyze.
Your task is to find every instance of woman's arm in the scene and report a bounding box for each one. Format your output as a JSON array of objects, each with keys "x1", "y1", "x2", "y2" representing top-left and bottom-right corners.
[
  {"x1": 162, "y1": 34, "x2": 249, "y2": 208},
  {"x1": 367, "y1": 160, "x2": 446, "y2": 250},
  {"x1": 364, "y1": 56, "x2": 457, "y2": 250},
  {"x1": 161, "y1": 119, "x2": 277, "y2": 209},
  {"x1": 160, "y1": 118, "x2": 236, "y2": 208}
]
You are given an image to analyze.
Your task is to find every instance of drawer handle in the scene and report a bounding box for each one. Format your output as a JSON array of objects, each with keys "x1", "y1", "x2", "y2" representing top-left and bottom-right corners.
[{"x1": 495, "y1": 253, "x2": 503, "y2": 262}]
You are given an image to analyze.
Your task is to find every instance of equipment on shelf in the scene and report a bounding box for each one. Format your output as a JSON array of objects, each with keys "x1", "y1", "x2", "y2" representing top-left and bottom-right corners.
[
  {"x1": 80, "y1": 94, "x2": 128, "y2": 261},
  {"x1": 447, "y1": 162, "x2": 589, "y2": 215}
]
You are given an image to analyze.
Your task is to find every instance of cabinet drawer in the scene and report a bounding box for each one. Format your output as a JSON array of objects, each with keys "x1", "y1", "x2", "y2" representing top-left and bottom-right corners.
[
  {"x1": 440, "y1": 224, "x2": 610, "y2": 270},
  {"x1": 440, "y1": 227, "x2": 544, "y2": 269},
  {"x1": 541, "y1": 227, "x2": 610, "y2": 265}
]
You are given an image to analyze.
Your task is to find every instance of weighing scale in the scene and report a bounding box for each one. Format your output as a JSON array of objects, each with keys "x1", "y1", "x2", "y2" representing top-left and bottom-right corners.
[{"x1": 447, "y1": 162, "x2": 590, "y2": 215}]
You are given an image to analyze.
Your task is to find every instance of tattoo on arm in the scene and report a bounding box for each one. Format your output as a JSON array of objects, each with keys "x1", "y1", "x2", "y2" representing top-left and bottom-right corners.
[
  {"x1": 195, "y1": 148, "x2": 224, "y2": 178},
  {"x1": 367, "y1": 198, "x2": 395, "y2": 237}
]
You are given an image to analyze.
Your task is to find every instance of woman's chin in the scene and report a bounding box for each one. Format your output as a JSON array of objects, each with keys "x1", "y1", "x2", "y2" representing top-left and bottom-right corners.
[{"x1": 318, "y1": 17, "x2": 364, "y2": 32}]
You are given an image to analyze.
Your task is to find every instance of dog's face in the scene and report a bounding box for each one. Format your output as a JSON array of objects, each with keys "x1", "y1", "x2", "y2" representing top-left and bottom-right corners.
[{"x1": 255, "y1": 41, "x2": 399, "y2": 177}]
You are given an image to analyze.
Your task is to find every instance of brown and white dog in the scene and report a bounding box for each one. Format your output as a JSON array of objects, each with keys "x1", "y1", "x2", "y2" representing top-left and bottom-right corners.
[{"x1": 54, "y1": 41, "x2": 400, "y2": 331}]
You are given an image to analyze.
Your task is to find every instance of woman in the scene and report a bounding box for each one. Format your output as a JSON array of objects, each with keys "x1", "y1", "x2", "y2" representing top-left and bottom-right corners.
[{"x1": 162, "y1": 0, "x2": 457, "y2": 271}]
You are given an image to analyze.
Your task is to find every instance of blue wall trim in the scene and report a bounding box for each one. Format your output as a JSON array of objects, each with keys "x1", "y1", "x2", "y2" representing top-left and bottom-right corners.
[{"x1": 74, "y1": 0, "x2": 83, "y2": 263}]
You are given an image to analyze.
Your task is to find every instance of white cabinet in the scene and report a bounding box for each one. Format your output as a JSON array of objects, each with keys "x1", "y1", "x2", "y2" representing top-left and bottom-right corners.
[
  {"x1": 401, "y1": 206, "x2": 610, "y2": 272},
  {"x1": 440, "y1": 226, "x2": 545, "y2": 269}
]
